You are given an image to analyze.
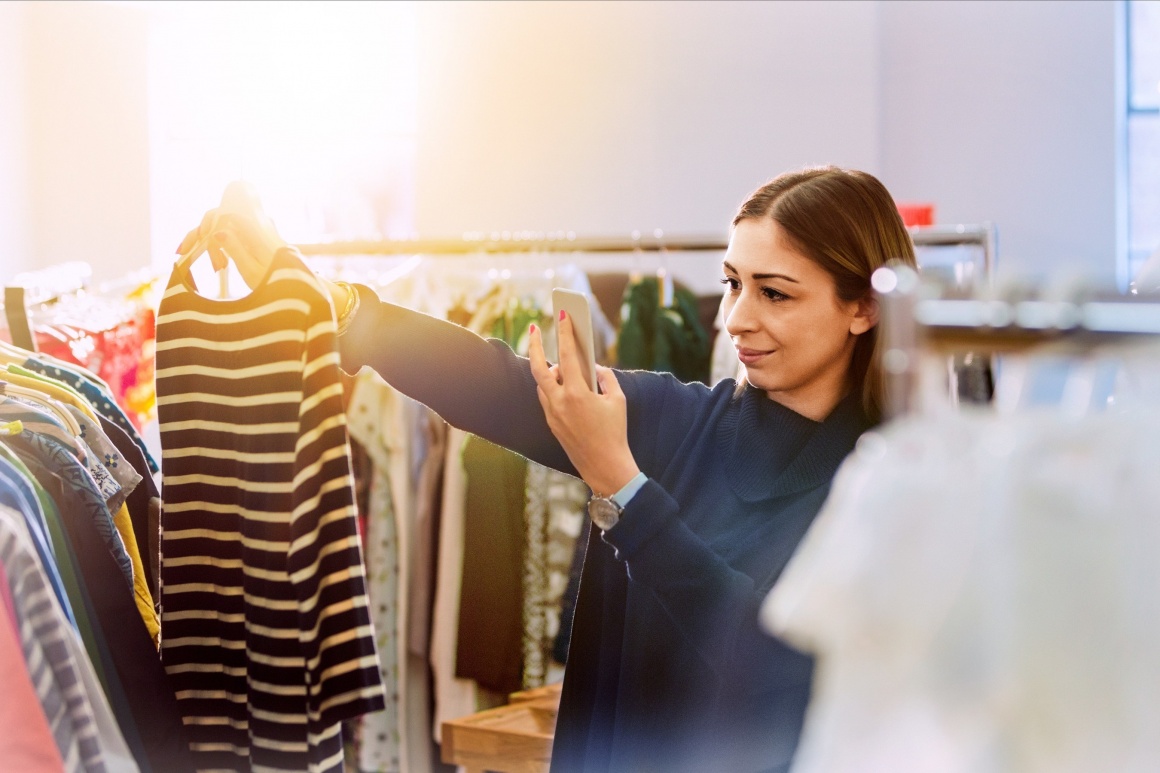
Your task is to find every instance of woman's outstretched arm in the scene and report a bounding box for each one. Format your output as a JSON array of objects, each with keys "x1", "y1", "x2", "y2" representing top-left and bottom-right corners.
[{"x1": 338, "y1": 285, "x2": 574, "y2": 473}]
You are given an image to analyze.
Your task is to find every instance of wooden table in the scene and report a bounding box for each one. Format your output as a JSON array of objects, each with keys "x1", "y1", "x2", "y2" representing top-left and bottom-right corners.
[{"x1": 441, "y1": 682, "x2": 562, "y2": 773}]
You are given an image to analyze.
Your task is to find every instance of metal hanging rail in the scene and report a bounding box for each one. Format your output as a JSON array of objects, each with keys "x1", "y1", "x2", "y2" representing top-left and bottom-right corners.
[
  {"x1": 909, "y1": 223, "x2": 997, "y2": 279},
  {"x1": 297, "y1": 233, "x2": 730, "y2": 256},
  {"x1": 874, "y1": 263, "x2": 1160, "y2": 417},
  {"x1": 298, "y1": 223, "x2": 994, "y2": 262}
]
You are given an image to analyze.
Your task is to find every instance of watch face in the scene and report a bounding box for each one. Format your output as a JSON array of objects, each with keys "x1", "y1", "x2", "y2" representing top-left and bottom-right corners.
[{"x1": 588, "y1": 497, "x2": 621, "y2": 531}]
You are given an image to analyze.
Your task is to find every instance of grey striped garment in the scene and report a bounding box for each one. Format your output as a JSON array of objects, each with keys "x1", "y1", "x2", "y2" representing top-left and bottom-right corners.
[{"x1": 0, "y1": 505, "x2": 106, "y2": 773}]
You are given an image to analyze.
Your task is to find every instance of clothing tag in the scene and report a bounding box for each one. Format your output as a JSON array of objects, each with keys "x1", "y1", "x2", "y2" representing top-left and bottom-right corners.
[{"x1": 0, "y1": 420, "x2": 23, "y2": 436}]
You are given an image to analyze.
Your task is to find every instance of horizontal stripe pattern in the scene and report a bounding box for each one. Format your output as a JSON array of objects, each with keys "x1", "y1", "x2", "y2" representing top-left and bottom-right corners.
[
  {"x1": 0, "y1": 507, "x2": 105, "y2": 773},
  {"x1": 156, "y1": 253, "x2": 384, "y2": 773}
]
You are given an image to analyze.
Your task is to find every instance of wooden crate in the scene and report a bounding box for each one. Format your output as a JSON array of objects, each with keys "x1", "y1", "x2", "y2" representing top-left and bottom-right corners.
[{"x1": 441, "y1": 683, "x2": 562, "y2": 773}]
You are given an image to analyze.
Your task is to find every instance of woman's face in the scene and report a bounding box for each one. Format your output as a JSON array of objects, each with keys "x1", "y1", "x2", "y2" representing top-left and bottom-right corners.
[{"x1": 721, "y1": 218, "x2": 874, "y2": 420}]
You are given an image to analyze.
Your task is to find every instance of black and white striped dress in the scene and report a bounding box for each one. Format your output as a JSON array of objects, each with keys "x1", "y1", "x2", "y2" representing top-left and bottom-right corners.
[{"x1": 155, "y1": 251, "x2": 384, "y2": 773}]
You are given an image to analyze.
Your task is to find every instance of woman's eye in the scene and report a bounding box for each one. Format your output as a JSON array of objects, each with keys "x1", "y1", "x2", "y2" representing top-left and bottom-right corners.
[
  {"x1": 762, "y1": 287, "x2": 791, "y2": 302},
  {"x1": 720, "y1": 277, "x2": 740, "y2": 292}
]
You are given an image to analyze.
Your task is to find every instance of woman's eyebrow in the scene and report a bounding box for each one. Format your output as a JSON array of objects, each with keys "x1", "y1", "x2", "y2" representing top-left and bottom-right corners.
[{"x1": 722, "y1": 261, "x2": 799, "y2": 283}]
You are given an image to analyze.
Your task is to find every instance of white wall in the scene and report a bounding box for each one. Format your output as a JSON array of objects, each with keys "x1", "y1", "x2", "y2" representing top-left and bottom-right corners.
[
  {"x1": 0, "y1": 0, "x2": 1126, "y2": 289},
  {"x1": 879, "y1": 0, "x2": 1120, "y2": 283},
  {"x1": 0, "y1": 3, "x2": 31, "y2": 277},
  {"x1": 22, "y1": 2, "x2": 152, "y2": 283},
  {"x1": 414, "y1": 0, "x2": 881, "y2": 240}
]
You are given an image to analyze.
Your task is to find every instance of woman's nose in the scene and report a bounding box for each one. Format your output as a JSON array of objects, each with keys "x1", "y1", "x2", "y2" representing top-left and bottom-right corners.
[{"x1": 724, "y1": 292, "x2": 759, "y2": 336}]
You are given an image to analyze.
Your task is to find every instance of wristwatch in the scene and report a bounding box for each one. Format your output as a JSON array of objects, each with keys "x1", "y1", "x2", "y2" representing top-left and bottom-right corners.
[{"x1": 587, "y1": 494, "x2": 624, "y2": 532}]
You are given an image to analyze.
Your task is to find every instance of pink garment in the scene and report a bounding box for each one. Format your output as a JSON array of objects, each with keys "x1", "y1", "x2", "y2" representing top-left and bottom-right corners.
[{"x1": 0, "y1": 559, "x2": 67, "y2": 772}]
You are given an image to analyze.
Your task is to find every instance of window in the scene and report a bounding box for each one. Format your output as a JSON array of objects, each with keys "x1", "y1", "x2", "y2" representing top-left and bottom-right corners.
[{"x1": 1127, "y1": 0, "x2": 1160, "y2": 283}]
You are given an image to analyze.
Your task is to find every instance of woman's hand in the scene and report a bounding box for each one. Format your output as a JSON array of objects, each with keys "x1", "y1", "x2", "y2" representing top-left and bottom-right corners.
[
  {"x1": 174, "y1": 181, "x2": 351, "y2": 312},
  {"x1": 528, "y1": 312, "x2": 640, "y2": 497},
  {"x1": 174, "y1": 181, "x2": 284, "y2": 287}
]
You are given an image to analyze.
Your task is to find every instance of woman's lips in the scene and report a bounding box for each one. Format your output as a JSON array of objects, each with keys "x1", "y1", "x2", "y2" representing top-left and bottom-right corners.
[{"x1": 736, "y1": 347, "x2": 772, "y2": 365}]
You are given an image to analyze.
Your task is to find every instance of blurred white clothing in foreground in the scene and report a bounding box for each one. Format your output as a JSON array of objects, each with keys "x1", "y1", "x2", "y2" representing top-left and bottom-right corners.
[{"x1": 764, "y1": 405, "x2": 1160, "y2": 773}]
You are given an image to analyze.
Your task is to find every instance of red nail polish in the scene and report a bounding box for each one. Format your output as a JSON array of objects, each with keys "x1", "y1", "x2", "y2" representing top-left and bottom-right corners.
[
  {"x1": 530, "y1": 323, "x2": 537, "y2": 334},
  {"x1": 559, "y1": 309, "x2": 566, "y2": 320}
]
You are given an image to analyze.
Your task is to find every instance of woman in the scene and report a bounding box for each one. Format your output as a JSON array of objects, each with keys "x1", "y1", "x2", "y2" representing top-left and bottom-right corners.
[{"x1": 182, "y1": 166, "x2": 917, "y2": 773}]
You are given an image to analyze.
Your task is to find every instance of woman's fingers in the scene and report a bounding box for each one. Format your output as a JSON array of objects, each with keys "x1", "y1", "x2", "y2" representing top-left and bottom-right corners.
[
  {"x1": 207, "y1": 240, "x2": 229, "y2": 273},
  {"x1": 174, "y1": 184, "x2": 287, "y2": 288},
  {"x1": 212, "y1": 217, "x2": 269, "y2": 290},
  {"x1": 526, "y1": 324, "x2": 557, "y2": 392},
  {"x1": 175, "y1": 226, "x2": 202, "y2": 257},
  {"x1": 175, "y1": 209, "x2": 220, "y2": 256},
  {"x1": 555, "y1": 311, "x2": 581, "y2": 388}
]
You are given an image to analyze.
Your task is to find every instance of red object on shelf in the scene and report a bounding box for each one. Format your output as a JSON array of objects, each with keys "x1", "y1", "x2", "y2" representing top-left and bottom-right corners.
[
  {"x1": 20, "y1": 304, "x2": 156, "y2": 430},
  {"x1": 896, "y1": 203, "x2": 935, "y2": 227}
]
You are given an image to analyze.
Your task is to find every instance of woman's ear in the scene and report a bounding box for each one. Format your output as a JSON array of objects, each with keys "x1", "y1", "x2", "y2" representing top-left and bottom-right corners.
[{"x1": 849, "y1": 295, "x2": 878, "y2": 336}]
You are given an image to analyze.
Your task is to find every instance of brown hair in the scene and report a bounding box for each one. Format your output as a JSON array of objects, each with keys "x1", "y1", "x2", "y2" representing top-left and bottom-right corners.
[{"x1": 732, "y1": 166, "x2": 917, "y2": 423}]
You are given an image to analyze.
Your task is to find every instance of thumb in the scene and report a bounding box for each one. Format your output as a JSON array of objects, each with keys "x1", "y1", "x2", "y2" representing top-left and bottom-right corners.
[{"x1": 596, "y1": 366, "x2": 623, "y2": 397}]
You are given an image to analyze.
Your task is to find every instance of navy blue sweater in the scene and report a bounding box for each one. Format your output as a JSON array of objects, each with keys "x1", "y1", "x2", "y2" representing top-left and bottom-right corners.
[{"x1": 339, "y1": 287, "x2": 875, "y2": 773}]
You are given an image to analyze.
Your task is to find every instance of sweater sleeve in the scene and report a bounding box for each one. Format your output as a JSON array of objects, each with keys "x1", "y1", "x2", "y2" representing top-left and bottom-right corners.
[
  {"x1": 338, "y1": 284, "x2": 576, "y2": 474},
  {"x1": 599, "y1": 481, "x2": 814, "y2": 693}
]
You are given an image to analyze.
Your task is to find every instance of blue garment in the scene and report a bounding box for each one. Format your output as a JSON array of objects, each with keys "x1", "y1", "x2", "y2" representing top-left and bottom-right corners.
[
  {"x1": 21, "y1": 357, "x2": 159, "y2": 475},
  {"x1": 0, "y1": 410, "x2": 135, "y2": 591},
  {"x1": 11, "y1": 444, "x2": 195, "y2": 773},
  {"x1": 340, "y1": 287, "x2": 874, "y2": 773},
  {"x1": 0, "y1": 455, "x2": 75, "y2": 624}
]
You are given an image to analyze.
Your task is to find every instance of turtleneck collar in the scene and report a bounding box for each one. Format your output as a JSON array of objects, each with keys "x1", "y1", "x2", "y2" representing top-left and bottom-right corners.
[{"x1": 716, "y1": 385, "x2": 874, "y2": 502}]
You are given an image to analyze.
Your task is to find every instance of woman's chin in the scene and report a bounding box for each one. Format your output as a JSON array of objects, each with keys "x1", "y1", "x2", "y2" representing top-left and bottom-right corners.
[{"x1": 742, "y1": 370, "x2": 776, "y2": 393}]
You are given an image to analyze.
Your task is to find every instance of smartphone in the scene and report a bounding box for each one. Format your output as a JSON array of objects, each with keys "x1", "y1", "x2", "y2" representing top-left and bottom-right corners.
[{"x1": 552, "y1": 287, "x2": 598, "y2": 392}]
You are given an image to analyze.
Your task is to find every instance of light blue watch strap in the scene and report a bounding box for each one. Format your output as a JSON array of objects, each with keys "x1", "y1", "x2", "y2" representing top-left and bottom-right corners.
[{"x1": 611, "y1": 472, "x2": 648, "y2": 508}]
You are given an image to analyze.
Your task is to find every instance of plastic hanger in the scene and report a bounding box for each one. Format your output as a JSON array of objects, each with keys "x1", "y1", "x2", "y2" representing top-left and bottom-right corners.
[
  {"x1": 0, "y1": 340, "x2": 31, "y2": 366},
  {"x1": 654, "y1": 228, "x2": 674, "y2": 308}
]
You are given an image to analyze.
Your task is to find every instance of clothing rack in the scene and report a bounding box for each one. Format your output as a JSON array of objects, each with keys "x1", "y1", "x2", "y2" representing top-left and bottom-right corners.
[
  {"x1": 299, "y1": 223, "x2": 994, "y2": 259},
  {"x1": 2, "y1": 261, "x2": 98, "y2": 353},
  {"x1": 297, "y1": 233, "x2": 729, "y2": 256},
  {"x1": 909, "y1": 223, "x2": 996, "y2": 278},
  {"x1": 875, "y1": 263, "x2": 1160, "y2": 418}
]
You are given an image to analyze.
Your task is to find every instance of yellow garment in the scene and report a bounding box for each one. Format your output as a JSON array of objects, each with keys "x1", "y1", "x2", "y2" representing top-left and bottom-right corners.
[
  {"x1": 112, "y1": 503, "x2": 160, "y2": 648},
  {"x1": 1, "y1": 366, "x2": 100, "y2": 422},
  {"x1": 3, "y1": 365, "x2": 158, "y2": 644}
]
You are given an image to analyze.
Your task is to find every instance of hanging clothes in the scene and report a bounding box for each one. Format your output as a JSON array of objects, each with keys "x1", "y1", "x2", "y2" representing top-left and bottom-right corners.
[
  {"x1": 522, "y1": 464, "x2": 587, "y2": 689},
  {"x1": 17, "y1": 355, "x2": 159, "y2": 475},
  {"x1": 0, "y1": 396, "x2": 136, "y2": 592},
  {"x1": 429, "y1": 426, "x2": 490, "y2": 742},
  {"x1": 93, "y1": 418, "x2": 161, "y2": 611},
  {"x1": 0, "y1": 561, "x2": 67, "y2": 773},
  {"x1": 154, "y1": 249, "x2": 385, "y2": 772},
  {"x1": 616, "y1": 276, "x2": 712, "y2": 384},
  {"x1": 0, "y1": 503, "x2": 139, "y2": 773},
  {"x1": 346, "y1": 371, "x2": 405, "y2": 773},
  {"x1": 2, "y1": 318, "x2": 194, "y2": 773},
  {"x1": 406, "y1": 406, "x2": 445, "y2": 662},
  {"x1": 455, "y1": 435, "x2": 528, "y2": 694},
  {"x1": 0, "y1": 445, "x2": 74, "y2": 622}
]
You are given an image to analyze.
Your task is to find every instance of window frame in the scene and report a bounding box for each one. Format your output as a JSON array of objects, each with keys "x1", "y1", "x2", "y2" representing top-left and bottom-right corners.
[{"x1": 1124, "y1": 0, "x2": 1160, "y2": 288}]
